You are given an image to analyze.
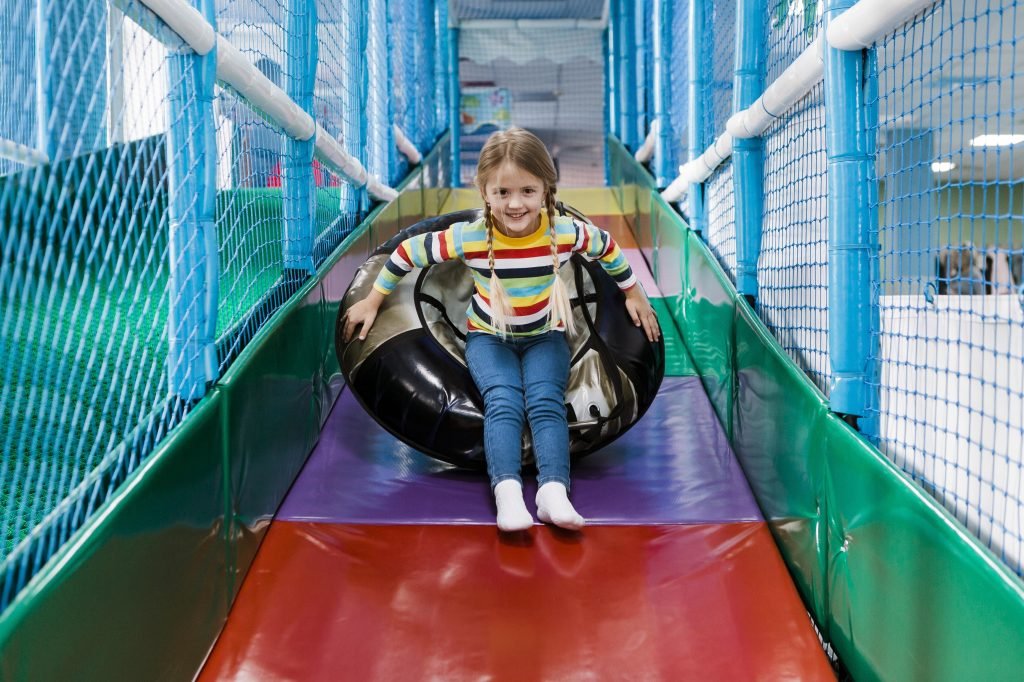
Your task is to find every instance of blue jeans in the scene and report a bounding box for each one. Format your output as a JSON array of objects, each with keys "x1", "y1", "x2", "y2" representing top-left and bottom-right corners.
[{"x1": 465, "y1": 331, "x2": 571, "y2": 490}]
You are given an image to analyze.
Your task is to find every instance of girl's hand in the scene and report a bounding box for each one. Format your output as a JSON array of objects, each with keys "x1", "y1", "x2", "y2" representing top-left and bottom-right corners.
[
  {"x1": 624, "y1": 285, "x2": 661, "y2": 343},
  {"x1": 342, "y1": 289, "x2": 386, "y2": 342}
]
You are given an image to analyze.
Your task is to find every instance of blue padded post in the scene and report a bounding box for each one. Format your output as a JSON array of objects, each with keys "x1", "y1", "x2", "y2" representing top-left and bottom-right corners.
[
  {"x1": 632, "y1": 0, "x2": 647, "y2": 147},
  {"x1": 652, "y1": 0, "x2": 674, "y2": 188},
  {"x1": 284, "y1": 0, "x2": 317, "y2": 274},
  {"x1": 733, "y1": 0, "x2": 766, "y2": 299},
  {"x1": 607, "y1": 0, "x2": 619, "y2": 140},
  {"x1": 603, "y1": 21, "x2": 612, "y2": 182},
  {"x1": 33, "y1": 2, "x2": 52, "y2": 159},
  {"x1": 449, "y1": 26, "x2": 461, "y2": 187},
  {"x1": 824, "y1": 0, "x2": 879, "y2": 420},
  {"x1": 434, "y1": 0, "x2": 449, "y2": 146},
  {"x1": 365, "y1": 0, "x2": 390, "y2": 186},
  {"x1": 617, "y1": 0, "x2": 639, "y2": 150},
  {"x1": 166, "y1": 0, "x2": 219, "y2": 400},
  {"x1": 339, "y1": 0, "x2": 366, "y2": 221},
  {"x1": 686, "y1": 0, "x2": 707, "y2": 234}
]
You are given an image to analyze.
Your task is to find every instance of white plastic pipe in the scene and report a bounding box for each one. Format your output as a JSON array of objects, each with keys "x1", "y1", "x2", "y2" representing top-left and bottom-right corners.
[
  {"x1": 727, "y1": 36, "x2": 824, "y2": 139},
  {"x1": 215, "y1": 37, "x2": 316, "y2": 141},
  {"x1": 634, "y1": 118, "x2": 659, "y2": 163},
  {"x1": 393, "y1": 125, "x2": 422, "y2": 165},
  {"x1": 660, "y1": 174, "x2": 689, "y2": 203},
  {"x1": 827, "y1": 0, "x2": 938, "y2": 50},
  {"x1": 137, "y1": 0, "x2": 215, "y2": 54},
  {"x1": 0, "y1": 138, "x2": 49, "y2": 166},
  {"x1": 661, "y1": 131, "x2": 734, "y2": 202},
  {"x1": 314, "y1": 124, "x2": 399, "y2": 202}
]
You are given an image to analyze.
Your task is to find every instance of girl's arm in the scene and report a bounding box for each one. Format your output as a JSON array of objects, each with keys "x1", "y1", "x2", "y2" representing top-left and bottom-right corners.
[
  {"x1": 623, "y1": 283, "x2": 661, "y2": 343},
  {"x1": 342, "y1": 288, "x2": 386, "y2": 342},
  {"x1": 342, "y1": 224, "x2": 463, "y2": 342},
  {"x1": 573, "y1": 220, "x2": 660, "y2": 342}
]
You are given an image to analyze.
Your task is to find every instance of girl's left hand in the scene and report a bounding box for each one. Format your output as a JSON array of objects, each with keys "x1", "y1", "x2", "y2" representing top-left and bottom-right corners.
[{"x1": 624, "y1": 285, "x2": 661, "y2": 342}]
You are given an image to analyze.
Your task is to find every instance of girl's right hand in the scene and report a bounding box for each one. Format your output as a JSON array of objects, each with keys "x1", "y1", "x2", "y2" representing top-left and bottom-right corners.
[{"x1": 342, "y1": 289, "x2": 386, "y2": 342}]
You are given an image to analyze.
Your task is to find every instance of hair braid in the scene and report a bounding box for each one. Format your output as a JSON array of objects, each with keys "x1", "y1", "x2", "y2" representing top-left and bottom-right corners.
[
  {"x1": 484, "y1": 204, "x2": 511, "y2": 337},
  {"x1": 546, "y1": 187, "x2": 575, "y2": 334}
]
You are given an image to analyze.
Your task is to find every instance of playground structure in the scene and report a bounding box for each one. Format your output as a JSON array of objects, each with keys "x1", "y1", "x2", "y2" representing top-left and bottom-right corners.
[{"x1": 1, "y1": 0, "x2": 1023, "y2": 679}]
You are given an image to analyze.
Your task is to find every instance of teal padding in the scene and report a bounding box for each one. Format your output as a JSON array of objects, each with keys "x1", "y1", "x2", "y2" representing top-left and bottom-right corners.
[
  {"x1": 650, "y1": 297, "x2": 696, "y2": 377},
  {"x1": 0, "y1": 394, "x2": 228, "y2": 681}
]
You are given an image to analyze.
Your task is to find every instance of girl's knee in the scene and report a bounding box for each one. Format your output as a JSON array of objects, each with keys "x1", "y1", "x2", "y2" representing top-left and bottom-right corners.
[{"x1": 483, "y1": 385, "x2": 526, "y2": 417}]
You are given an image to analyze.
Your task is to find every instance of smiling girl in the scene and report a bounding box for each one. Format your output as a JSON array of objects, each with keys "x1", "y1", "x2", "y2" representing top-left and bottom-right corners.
[{"x1": 343, "y1": 128, "x2": 660, "y2": 532}]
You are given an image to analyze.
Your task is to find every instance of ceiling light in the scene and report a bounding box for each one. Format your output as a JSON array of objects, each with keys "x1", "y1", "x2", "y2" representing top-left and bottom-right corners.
[
  {"x1": 931, "y1": 161, "x2": 956, "y2": 172},
  {"x1": 969, "y1": 134, "x2": 1024, "y2": 147}
]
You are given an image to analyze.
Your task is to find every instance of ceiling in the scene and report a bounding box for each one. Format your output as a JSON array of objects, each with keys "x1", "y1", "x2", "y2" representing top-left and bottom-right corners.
[{"x1": 448, "y1": 0, "x2": 607, "y2": 23}]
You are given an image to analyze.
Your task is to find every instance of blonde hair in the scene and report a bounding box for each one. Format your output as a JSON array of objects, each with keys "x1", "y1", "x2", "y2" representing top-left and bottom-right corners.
[{"x1": 474, "y1": 128, "x2": 575, "y2": 336}]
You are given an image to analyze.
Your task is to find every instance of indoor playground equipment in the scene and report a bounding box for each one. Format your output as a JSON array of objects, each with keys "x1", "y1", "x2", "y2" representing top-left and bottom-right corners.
[{"x1": 1, "y1": 0, "x2": 1023, "y2": 680}]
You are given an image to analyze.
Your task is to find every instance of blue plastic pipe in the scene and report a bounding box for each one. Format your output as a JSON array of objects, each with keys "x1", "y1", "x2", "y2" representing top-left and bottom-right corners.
[
  {"x1": 449, "y1": 26, "x2": 461, "y2": 188},
  {"x1": 166, "y1": 0, "x2": 219, "y2": 400},
  {"x1": 617, "y1": 0, "x2": 639, "y2": 150},
  {"x1": 824, "y1": 0, "x2": 878, "y2": 420},
  {"x1": 686, "y1": 0, "x2": 706, "y2": 234},
  {"x1": 733, "y1": 0, "x2": 766, "y2": 299},
  {"x1": 607, "y1": 0, "x2": 619, "y2": 141},
  {"x1": 284, "y1": 0, "x2": 317, "y2": 274},
  {"x1": 603, "y1": 22, "x2": 612, "y2": 183},
  {"x1": 34, "y1": 2, "x2": 53, "y2": 160},
  {"x1": 632, "y1": 0, "x2": 647, "y2": 147},
  {"x1": 434, "y1": 0, "x2": 449, "y2": 144},
  {"x1": 338, "y1": 0, "x2": 365, "y2": 223},
  {"x1": 652, "y1": 0, "x2": 675, "y2": 188}
]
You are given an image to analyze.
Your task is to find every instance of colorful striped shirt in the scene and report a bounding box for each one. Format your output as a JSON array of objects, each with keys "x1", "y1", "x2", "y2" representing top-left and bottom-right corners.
[{"x1": 373, "y1": 213, "x2": 637, "y2": 336}]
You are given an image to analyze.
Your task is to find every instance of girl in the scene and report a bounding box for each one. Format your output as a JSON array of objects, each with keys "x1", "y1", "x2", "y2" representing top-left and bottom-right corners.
[{"x1": 342, "y1": 128, "x2": 660, "y2": 532}]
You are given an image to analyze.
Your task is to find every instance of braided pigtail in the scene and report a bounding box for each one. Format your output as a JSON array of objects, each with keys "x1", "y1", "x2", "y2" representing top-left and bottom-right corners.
[
  {"x1": 546, "y1": 188, "x2": 576, "y2": 334},
  {"x1": 485, "y1": 205, "x2": 512, "y2": 337}
]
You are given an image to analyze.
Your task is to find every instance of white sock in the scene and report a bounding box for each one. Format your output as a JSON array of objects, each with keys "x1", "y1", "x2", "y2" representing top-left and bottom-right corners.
[
  {"x1": 494, "y1": 479, "x2": 534, "y2": 532},
  {"x1": 536, "y1": 482, "x2": 586, "y2": 530}
]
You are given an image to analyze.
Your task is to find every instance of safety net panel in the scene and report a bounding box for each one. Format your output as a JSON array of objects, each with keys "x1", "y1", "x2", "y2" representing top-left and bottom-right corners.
[
  {"x1": 1, "y1": 1, "x2": 180, "y2": 609},
  {"x1": 706, "y1": 161, "x2": 737, "y2": 282},
  {"x1": 664, "y1": 0, "x2": 690, "y2": 186},
  {"x1": 0, "y1": 0, "x2": 447, "y2": 612},
  {"x1": 870, "y1": 0, "x2": 1024, "y2": 574},
  {"x1": 756, "y1": 2, "x2": 831, "y2": 395}
]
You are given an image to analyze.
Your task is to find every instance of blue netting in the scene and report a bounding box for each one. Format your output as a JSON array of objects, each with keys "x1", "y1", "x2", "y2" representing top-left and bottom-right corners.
[
  {"x1": 664, "y1": 0, "x2": 690, "y2": 178},
  {"x1": 1, "y1": 4, "x2": 179, "y2": 607},
  {"x1": 757, "y1": 86, "x2": 830, "y2": 394},
  {"x1": 314, "y1": 0, "x2": 364, "y2": 264},
  {"x1": 756, "y1": 3, "x2": 830, "y2": 394},
  {"x1": 704, "y1": 0, "x2": 736, "y2": 138},
  {"x1": 0, "y1": 0, "x2": 447, "y2": 612},
  {"x1": 705, "y1": 160, "x2": 737, "y2": 281},
  {"x1": 870, "y1": 0, "x2": 1024, "y2": 572},
  {"x1": 0, "y1": 2, "x2": 37, "y2": 176},
  {"x1": 215, "y1": 2, "x2": 295, "y2": 363}
]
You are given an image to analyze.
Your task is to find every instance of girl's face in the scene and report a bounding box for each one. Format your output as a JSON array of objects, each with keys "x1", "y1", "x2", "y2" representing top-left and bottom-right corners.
[{"x1": 481, "y1": 162, "x2": 546, "y2": 237}]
